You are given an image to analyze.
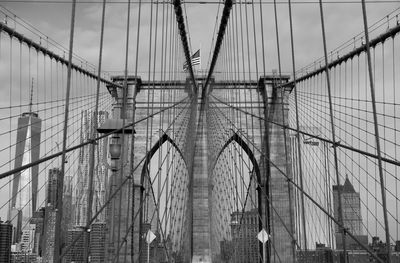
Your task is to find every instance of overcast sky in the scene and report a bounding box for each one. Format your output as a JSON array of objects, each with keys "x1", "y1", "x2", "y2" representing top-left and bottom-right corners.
[{"x1": 0, "y1": 0, "x2": 398, "y2": 75}]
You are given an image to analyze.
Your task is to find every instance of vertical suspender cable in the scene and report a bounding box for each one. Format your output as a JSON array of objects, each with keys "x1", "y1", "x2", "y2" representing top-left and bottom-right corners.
[
  {"x1": 360, "y1": 1, "x2": 391, "y2": 262},
  {"x1": 273, "y1": 0, "x2": 296, "y2": 261},
  {"x1": 84, "y1": 1, "x2": 107, "y2": 262},
  {"x1": 131, "y1": 0, "x2": 142, "y2": 261},
  {"x1": 318, "y1": 1, "x2": 347, "y2": 262},
  {"x1": 115, "y1": 0, "x2": 132, "y2": 261},
  {"x1": 287, "y1": 0, "x2": 307, "y2": 251},
  {"x1": 54, "y1": 0, "x2": 76, "y2": 262},
  {"x1": 258, "y1": 0, "x2": 266, "y2": 77},
  {"x1": 144, "y1": 0, "x2": 154, "y2": 224}
]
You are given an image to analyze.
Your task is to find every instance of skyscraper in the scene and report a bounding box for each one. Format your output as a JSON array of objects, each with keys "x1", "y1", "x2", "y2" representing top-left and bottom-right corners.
[
  {"x1": 333, "y1": 176, "x2": 363, "y2": 235},
  {"x1": 42, "y1": 168, "x2": 61, "y2": 263},
  {"x1": 42, "y1": 209, "x2": 56, "y2": 263},
  {"x1": 42, "y1": 206, "x2": 57, "y2": 263},
  {"x1": 90, "y1": 222, "x2": 107, "y2": 262},
  {"x1": 65, "y1": 227, "x2": 85, "y2": 263},
  {"x1": 63, "y1": 175, "x2": 74, "y2": 228},
  {"x1": 46, "y1": 168, "x2": 61, "y2": 207},
  {"x1": 75, "y1": 110, "x2": 109, "y2": 226},
  {"x1": 30, "y1": 208, "x2": 45, "y2": 256},
  {"x1": 333, "y1": 175, "x2": 367, "y2": 249},
  {"x1": 9, "y1": 109, "x2": 42, "y2": 252},
  {"x1": 229, "y1": 209, "x2": 259, "y2": 263},
  {"x1": 0, "y1": 220, "x2": 13, "y2": 262}
]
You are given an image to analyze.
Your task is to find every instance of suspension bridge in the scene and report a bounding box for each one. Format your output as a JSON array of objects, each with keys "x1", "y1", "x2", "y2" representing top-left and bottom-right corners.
[{"x1": 0, "y1": 0, "x2": 399, "y2": 262}]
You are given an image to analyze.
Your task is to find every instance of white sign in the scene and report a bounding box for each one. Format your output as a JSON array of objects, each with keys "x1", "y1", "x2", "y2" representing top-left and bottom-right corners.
[
  {"x1": 146, "y1": 229, "x2": 156, "y2": 244},
  {"x1": 257, "y1": 229, "x2": 269, "y2": 244}
]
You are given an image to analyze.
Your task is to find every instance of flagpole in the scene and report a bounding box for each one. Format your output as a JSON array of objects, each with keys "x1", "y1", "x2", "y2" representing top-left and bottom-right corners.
[{"x1": 200, "y1": 43, "x2": 202, "y2": 74}]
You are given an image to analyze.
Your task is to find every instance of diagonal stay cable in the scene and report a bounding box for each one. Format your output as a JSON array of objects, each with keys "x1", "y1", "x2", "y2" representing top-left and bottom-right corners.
[
  {"x1": 60, "y1": 157, "x2": 144, "y2": 259},
  {"x1": 0, "y1": 97, "x2": 190, "y2": 180},
  {"x1": 172, "y1": 0, "x2": 197, "y2": 93},
  {"x1": 0, "y1": 22, "x2": 123, "y2": 89},
  {"x1": 210, "y1": 94, "x2": 400, "y2": 167},
  {"x1": 204, "y1": 0, "x2": 234, "y2": 91},
  {"x1": 208, "y1": 97, "x2": 385, "y2": 263}
]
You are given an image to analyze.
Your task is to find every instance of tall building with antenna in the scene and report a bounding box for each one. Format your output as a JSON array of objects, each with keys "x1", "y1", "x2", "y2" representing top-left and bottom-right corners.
[{"x1": 8, "y1": 82, "x2": 42, "y2": 252}]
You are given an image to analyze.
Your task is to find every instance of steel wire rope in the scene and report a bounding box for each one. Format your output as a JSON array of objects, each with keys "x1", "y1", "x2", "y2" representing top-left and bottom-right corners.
[
  {"x1": 82, "y1": 0, "x2": 107, "y2": 261},
  {"x1": 211, "y1": 151, "x2": 301, "y2": 253},
  {"x1": 0, "y1": 93, "x2": 108, "y2": 137},
  {"x1": 114, "y1": 94, "x2": 192, "y2": 260},
  {"x1": 182, "y1": 0, "x2": 192, "y2": 53},
  {"x1": 0, "y1": 104, "x2": 105, "y2": 215},
  {"x1": 0, "y1": 96, "x2": 190, "y2": 181},
  {"x1": 212, "y1": 97, "x2": 360, "y2": 256},
  {"x1": 7, "y1": 30, "x2": 12, "y2": 226},
  {"x1": 61, "y1": 159, "x2": 140, "y2": 260},
  {"x1": 0, "y1": 22, "x2": 124, "y2": 89},
  {"x1": 0, "y1": 94, "x2": 110, "y2": 178},
  {"x1": 212, "y1": 151, "x2": 260, "y2": 262},
  {"x1": 130, "y1": 0, "x2": 142, "y2": 259},
  {"x1": 206, "y1": 2, "x2": 222, "y2": 72},
  {"x1": 143, "y1": 0, "x2": 155, "y2": 224},
  {"x1": 53, "y1": 0, "x2": 76, "y2": 261},
  {"x1": 276, "y1": 22, "x2": 400, "y2": 90},
  {"x1": 269, "y1": 142, "x2": 385, "y2": 262},
  {"x1": 286, "y1": 0, "x2": 309, "y2": 249},
  {"x1": 233, "y1": 3, "x2": 241, "y2": 217},
  {"x1": 241, "y1": 1, "x2": 253, "y2": 228},
  {"x1": 61, "y1": 96, "x2": 191, "y2": 260},
  {"x1": 272, "y1": 0, "x2": 298, "y2": 257},
  {"x1": 292, "y1": 91, "x2": 400, "y2": 178},
  {"x1": 393, "y1": 35, "x2": 398, "y2": 241},
  {"x1": 0, "y1": 5, "x2": 98, "y2": 70},
  {"x1": 113, "y1": 130, "x2": 189, "y2": 263},
  {"x1": 158, "y1": 0, "x2": 168, "y2": 239},
  {"x1": 154, "y1": 0, "x2": 168, "y2": 244},
  {"x1": 294, "y1": 138, "x2": 341, "y2": 244},
  {"x1": 361, "y1": 2, "x2": 392, "y2": 258},
  {"x1": 298, "y1": 7, "x2": 400, "y2": 75},
  {"x1": 211, "y1": 93, "x2": 400, "y2": 168},
  {"x1": 288, "y1": 96, "x2": 400, "y2": 202},
  {"x1": 208, "y1": 112, "x2": 293, "y2": 263},
  {"x1": 209, "y1": 94, "x2": 290, "y2": 256},
  {"x1": 208, "y1": 96, "x2": 386, "y2": 262},
  {"x1": 169, "y1": 24, "x2": 185, "y2": 252},
  {"x1": 116, "y1": 0, "x2": 133, "y2": 260},
  {"x1": 163, "y1": 2, "x2": 173, "y2": 236},
  {"x1": 218, "y1": 92, "x2": 400, "y2": 217}
]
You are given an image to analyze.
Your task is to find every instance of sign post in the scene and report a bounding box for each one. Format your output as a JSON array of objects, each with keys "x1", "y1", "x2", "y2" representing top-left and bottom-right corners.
[
  {"x1": 146, "y1": 229, "x2": 156, "y2": 263},
  {"x1": 257, "y1": 229, "x2": 269, "y2": 263}
]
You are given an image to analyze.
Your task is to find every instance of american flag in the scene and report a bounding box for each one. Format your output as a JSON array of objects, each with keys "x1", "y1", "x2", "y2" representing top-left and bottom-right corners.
[{"x1": 183, "y1": 49, "x2": 201, "y2": 71}]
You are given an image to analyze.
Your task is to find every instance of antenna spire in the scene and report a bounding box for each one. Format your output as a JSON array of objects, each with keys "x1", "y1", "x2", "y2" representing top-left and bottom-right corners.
[{"x1": 29, "y1": 78, "x2": 34, "y2": 113}]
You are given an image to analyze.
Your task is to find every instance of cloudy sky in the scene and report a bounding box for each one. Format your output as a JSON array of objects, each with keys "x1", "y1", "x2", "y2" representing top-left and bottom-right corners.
[{"x1": 1, "y1": 0, "x2": 398, "y2": 75}]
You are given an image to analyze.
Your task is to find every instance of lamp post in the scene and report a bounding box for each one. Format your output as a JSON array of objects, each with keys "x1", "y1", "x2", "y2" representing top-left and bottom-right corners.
[
  {"x1": 97, "y1": 124, "x2": 129, "y2": 261},
  {"x1": 97, "y1": 76, "x2": 140, "y2": 262},
  {"x1": 106, "y1": 135, "x2": 121, "y2": 261}
]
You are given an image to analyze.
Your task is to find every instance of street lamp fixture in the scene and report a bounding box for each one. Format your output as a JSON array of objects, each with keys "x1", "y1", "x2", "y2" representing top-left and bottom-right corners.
[
  {"x1": 109, "y1": 142, "x2": 122, "y2": 159},
  {"x1": 97, "y1": 119, "x2": 135, "y2": 171},
  {"x1": 109, "y1": 136, "x2": 121, "y2": 171}
]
